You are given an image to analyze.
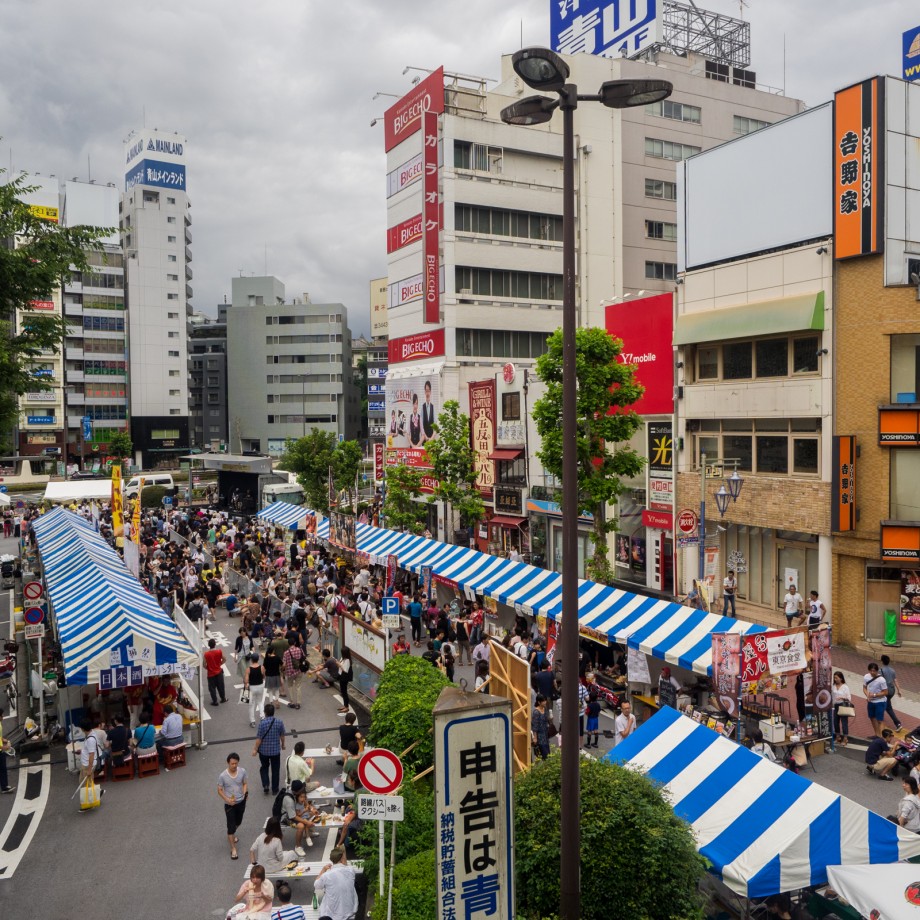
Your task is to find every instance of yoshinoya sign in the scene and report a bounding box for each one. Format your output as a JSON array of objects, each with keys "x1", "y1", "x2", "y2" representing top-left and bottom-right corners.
[
  {"x1": 606, "y1": 294, "x2": 674, "y2": 415},
  {"x1": 384, "y1": 67, "x2": 445, "y2": 152},
  {"x1": 434, "y1": 688, "x2": 514, "y2": 920},
  {"x1": 551, "y1": 0, "x2": 662, "y2": 60},
  {"x1": 388, "y1": 329, "x2": 445, "y2": 364}
]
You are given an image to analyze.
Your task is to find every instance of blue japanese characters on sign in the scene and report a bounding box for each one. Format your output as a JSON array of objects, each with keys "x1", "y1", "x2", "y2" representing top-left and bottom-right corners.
[
  {"x1": 550, "y1": 0, "x2": 661, "y2": 59},
  {"x1": 125, "y1": 158, "x2": 187, "y2": 192},
  {"x1": 435, "y1": 699, "x2": 514, "y2": 920}
]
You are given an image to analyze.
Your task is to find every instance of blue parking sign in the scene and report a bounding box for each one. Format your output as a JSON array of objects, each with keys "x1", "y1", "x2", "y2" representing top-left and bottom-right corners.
[{"x1": 382, "y1": 596, "x2": 399, "y2": 618}]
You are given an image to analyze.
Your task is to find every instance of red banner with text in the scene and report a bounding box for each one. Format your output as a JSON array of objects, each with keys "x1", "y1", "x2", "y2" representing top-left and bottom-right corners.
[{"x1": 422, "y1": 109, "x2": 440, "y2": 324}]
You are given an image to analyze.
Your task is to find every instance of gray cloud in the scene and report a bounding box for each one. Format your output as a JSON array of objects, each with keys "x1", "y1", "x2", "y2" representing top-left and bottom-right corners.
[{"x1": 1, "y1": 0, "x2": 914, "y2": 334}]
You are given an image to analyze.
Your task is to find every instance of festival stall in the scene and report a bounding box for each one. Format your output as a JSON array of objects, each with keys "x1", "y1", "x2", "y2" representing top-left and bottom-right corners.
[{"x1": 608, "y1": 706, "x2": 920, "y2": 900}]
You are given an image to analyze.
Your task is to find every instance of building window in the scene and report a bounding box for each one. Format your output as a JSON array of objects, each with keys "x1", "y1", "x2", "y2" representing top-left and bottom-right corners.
[
  {"x1": 892, "y1": 451, "x2": 920, "y2": 519},
  {"x1": 755, "y1": 338, "x2": 788, "y2": 377},
  {"x1": 167, "y1": 216, "x2": 176, "y2": 224},
  {"x1": 169, "y1": 388, "x2": 180, "y2": 396},
  {"x1": 207, "y1": 393, "x2": 219, "y2": 404},
  {"x1": 167, "y1": 293, "x2": 178, "y2": 300},
  {"x1": 456, "y1": 328, "x2": 550, "y2": 359},
  {"x1": 169, "y1": 408, "x2": 180, "y2": 415},
  {"x1": 705, "y1": 60, "x2": 730, "y2": 83},
  {"x1": 692, "y1": 336, "x2": 820, "y2": 382},
  {"x1": 454, "y1": 141, "x2": 503, "y2": 173},
  {"x1": 691, "y1": 419, "x2": 819, "y2": 476},
  {"x1": 455, "y1": 205, "x2": 562, "y2": 242},
  {"x1": 734, "y1": 115, "x2": 771, "y2": 135},
  {"x1": 167, "y1": 197, "x2": 176, "y2": 204},
  {"x1": 645, "y1": 137, "x2": 701, "y2": 161},
  {"x1": 644, "y1": 261, "x2": 677, "y2": 281},
  {"x1": 167, "y1": 274, "x2": 179, "y2": 282},
  {"x1": 167, "y1": 235, "x2": 177, "y2": 243},
  {"x1": 697, "y1": 345, "x2": 719, "y2": 380},
  {"x1": 645, "y1": 220, "x2": 678, "y2": 241},
  {"x1": 169, "y1": 369, "x2": 180, "y2": 377},
  {"x1": 646, "y1": 99, "x2": 701, "y2": 123},
  {"x1": 891, "y1": 333, "x2": 920, "y2": 402},
  {"x1": 168, "y1": 255, "x2": 177, "y2": 262},
  {"x1": 644, "y1": 178, "x2": 678, "y2": 200},
  {"x1": 456, "y1": 266, "x2": 562, "y2": 301},
  {"x1": 207, "y1": 375, "x2": 219, "y2": 386},
  {"x1": 168, "y1": 350, "x2": 179, "y2": 357},
  {"x1": 502, "y1": 391, "x2": 521, "y2": 420}
]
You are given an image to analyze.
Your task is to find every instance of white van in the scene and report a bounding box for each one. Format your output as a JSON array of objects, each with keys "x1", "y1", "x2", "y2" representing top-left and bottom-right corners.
[{"x1": 125, "y1": 473, "x2": 174, "y2": 499}]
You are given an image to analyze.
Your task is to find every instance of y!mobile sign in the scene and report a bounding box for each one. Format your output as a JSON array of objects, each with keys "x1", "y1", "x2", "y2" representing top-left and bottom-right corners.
[
  {"x1": 605, "y1": 293, "x2": 674, "y2": 415},
  {"x1": 384, "y1": 66, "x2": 445, "y2": 152}
]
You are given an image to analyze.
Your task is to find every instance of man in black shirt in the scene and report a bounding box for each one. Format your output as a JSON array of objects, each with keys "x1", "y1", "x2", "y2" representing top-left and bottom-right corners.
[
  {"x1": 533, "y1": 660, "x2": 557, "y2": 701},
  {"x1": 865, "y1": 728, "x2": 897, "y2": 780},
  {"x1": 338, "y1": 712, "x2": 362, "y2": 758}
]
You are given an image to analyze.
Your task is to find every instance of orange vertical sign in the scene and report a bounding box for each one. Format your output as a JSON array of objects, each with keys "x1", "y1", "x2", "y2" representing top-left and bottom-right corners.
[
  {"x1": 833, "y1": 77, "x2": 885, "y2": 259},
  {"x1": 831, "y1": 436, "x2": 856, "y2": 532}
]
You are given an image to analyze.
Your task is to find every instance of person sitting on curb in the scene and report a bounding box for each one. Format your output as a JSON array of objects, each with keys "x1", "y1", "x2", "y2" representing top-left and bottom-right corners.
[
  {"x1": 866, "y1": 728, "x2": 898, "y2": 781},
  {"x1": 310, "y1": 648, "x2": 340, "y2": 689}
]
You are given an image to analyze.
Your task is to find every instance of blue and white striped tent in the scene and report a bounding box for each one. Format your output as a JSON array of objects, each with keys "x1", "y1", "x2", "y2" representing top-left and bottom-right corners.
[
  {"x1": 607, "y1": 706, "x2": 920, "y2": 897},
  {"x1": 327, "y1": 520, "x2": 763, "y2": 675},
  {"x1": 31, "y1": 508, "x2": 198, "y2": 686},
  {"x1": 256, "y1": 501, "x2": 313, "y2": 531}
]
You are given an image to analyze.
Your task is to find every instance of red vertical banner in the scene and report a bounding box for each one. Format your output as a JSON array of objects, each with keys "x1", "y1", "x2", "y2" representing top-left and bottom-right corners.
[
  {"x1": 468, "y1": 380, "x2": 496, "y2": 499},
  {"x1": 374, "y1": 443, "x2": 384, "y2": 482},
  {"x1": 810, "y1": 627, "x2": 833, "y2": 711},
  {"x1": 711, "y1": 632, "x2": 742, "y2": 717},
  {"x1": 422, "y1": 110, "x2": 440, "y2": 324},
  {"x1": 386, "y1": 555, "x2": 399, "y2": 592}
]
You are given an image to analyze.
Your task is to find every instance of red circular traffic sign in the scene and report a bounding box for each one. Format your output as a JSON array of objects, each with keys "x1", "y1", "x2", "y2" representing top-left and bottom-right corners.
[
  {"x1": 677, "y1": 509, "x2": 698, "y2": 534},
  {"x1": 358, "y1": 749, "x2": 404, "y2": 795},
  {"x1": 23, "y1": 581, "x2": 44, "y2": 601},
  {"x1": 24, "y1": 606, "x2": 45, "y2": 625}
]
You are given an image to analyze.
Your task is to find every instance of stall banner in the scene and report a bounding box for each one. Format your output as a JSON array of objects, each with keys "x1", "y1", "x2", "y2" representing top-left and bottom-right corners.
[
  {"x1": 545, "y1": 617, "x2": 557, "y2": 665},
  {"x1": 421, "y1": 564, "x2": 433, "y2": 602},
  {"x1": 374, "y1": 442, "x2": 384, "y2": 482},
  {"x1": 328, "y1": 512, "x2": 356, "y2": 553},
  {"x1": 765, "y1": 628, "x2": 808, "y2": 675},
  {"x1": 900, "y1": 570, "x2": 920, "y2": 625},
  {"x1": 810, "y1": 627, "x2": 833, "y2": 711},
  {"x1": 386, "y1": 555, "x2": 399, "y2": 593},
  {"x1": 658, "y1": 672, "x2": 678, "y2": 710},
  {"x1": 422, "y1": 108, "x2": 440, "y2": 324},
  {"x1": 131, "y1": 477, "x2": 144, "y2": 544},
  {"x1": 110, "y1": 464, "x2": 123, "y2": 537},
  {"x1": 627, "y1": 647, "x2": 651, "y2": 684},
  {"x1": 833, "y1": 76, "x2": 885, "y2": 260},
  {"x1": 469, "y1": 379, "x2": 496, "y2": 499},
  {"x1": 711, "y1": 632, "x2": 741, "y2": 717}
]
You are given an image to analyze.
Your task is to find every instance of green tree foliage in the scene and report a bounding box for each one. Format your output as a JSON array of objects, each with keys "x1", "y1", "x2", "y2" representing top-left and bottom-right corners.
[
  {"x1": 353, "y1": 353, "x2": 369, "y2": 438},
  {"x1": 533, "y1": 327, "x2": 645, "y2": 583},
  {"x1": 332, "y1": 438, "x2": 363, "y2": 510},
  {"x1": 369, "y1": 849, "x2": 438, "y2": 920},
  {"x1": 0, "y1": 170, "x2": 111, "y2": 451},
  {"x1": 367, "y1": 655, "x2": 450, "y2": 774},
  {"x1": 515, "y1": 755, "x2": 707, "y2": 920},
  {"x1": 280, "y1": 429, "x2": 337, "y2": 511},
  {"x1": 140, "y1": 485, "x2": 167, "y2": 509},
  {"x1": 107, "y1": 431, "x2": 133, "y2": 464},
  {"x1": 424, "y1": 399, "x2": 485, "y2": 537},
  {"x1": 382, "y1": 462, "x2": 427, "y2": 534}
]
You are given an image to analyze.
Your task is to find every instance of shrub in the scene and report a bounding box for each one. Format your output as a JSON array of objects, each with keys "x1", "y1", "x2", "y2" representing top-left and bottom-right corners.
[
  {"x1": 367, "y1": 655, "x2": 450, "y2": 773},
  {"x1": 369, "y1": 849, "x2": 437, "y2": 920},
  {"x1": 140, "y1": 485, "x2": 167, "y2": 508},
  {"x1": 514, "y1": 754, "x2": 707, "y2": 920}
]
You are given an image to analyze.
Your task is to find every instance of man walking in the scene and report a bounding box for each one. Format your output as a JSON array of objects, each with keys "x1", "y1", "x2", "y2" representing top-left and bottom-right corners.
[
  {"x1": 783, "y1": 583, "x2": 804, "y2": 628},
  {"x1": 203, "y1": 638, "x2": 228, "y2": 706},
  {"x1": 722, "y1": 569, "x2": 737, "y2": 618},
  {"x1": 314, "y1": 845, "x2": 359, "y2": 920},
  {"x1": 252, "y1": 702, "x2": 286, "y2": 796},
  {"x1": 880, "y1": 654, "x2": 904, "y2": 731}
]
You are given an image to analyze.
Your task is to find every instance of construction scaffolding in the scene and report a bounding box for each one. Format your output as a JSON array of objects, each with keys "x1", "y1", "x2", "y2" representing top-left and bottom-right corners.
[{"x1": 660, "y1": 1, "x2": 751, "y2": 70}]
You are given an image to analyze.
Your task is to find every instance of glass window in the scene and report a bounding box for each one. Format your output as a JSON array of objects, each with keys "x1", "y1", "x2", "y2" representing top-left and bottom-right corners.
[
  {"x1": 511, "y1": 332, "x2": 531, "y2": 359},
  {"x1": 492, "y1": 210, "x2": 510, "y2": 236},
  {"x1": 455, "y1": 206, "x2": 471, "y2": 232},
  {"x1": 756, "y1": 436, "x2": 788, "y2": 474},
  {"x1": 472, "y1": 207, "x2": 491, "y2": 233},
  {"x1": 644, "y1": 178, "x2": 678, "y2": 200},
  {"x1": 793, "y1": 336, "x2": 819, "y2": 373},
  {"x1": 503, "y1": 392, "x2": 521, "y2": 420},
  {"x1": 756, "y1": 339, "x2": 788, "y2": 377},
  {"x1": 734, "y1": 115, "x2": 771, "y2": 135},
  {"x1": 891, "y1": 333, "x2": 920, "y2": 402},
  {"x1": 697, "y1": 346, "x2": 718, "y2": 379},
  {"x1": 793, "y1": 439, "x2": 819, "y2": 474},
  {"x1": 698, "y1": 435, "x2": 719, "y2": 464},
  {"x1": 493, "y1": 330, "x2": 511, "y2": 357},
  {"x1": 723, "y1": 342, "x2": 752, "y2": 379},
  {"x1": 724, "y1": 435, "x2": 753, "y2": 471},
  {"x1": 892, "y1": 450, "x2": 920, "y2": 519}
]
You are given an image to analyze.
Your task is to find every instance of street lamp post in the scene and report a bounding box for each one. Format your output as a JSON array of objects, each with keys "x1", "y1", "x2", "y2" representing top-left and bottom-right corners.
[
  {"x1": 698, "y1": 452, "x2": 744, "y2": 604},
  {"x1": 501, "y1": 48, "x2": 671, "y2": 920}
]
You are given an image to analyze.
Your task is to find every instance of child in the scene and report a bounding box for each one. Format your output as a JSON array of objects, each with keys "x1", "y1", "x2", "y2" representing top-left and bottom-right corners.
[{"x1": 585, "y1": 691, "x2": 601, "y2": 748}]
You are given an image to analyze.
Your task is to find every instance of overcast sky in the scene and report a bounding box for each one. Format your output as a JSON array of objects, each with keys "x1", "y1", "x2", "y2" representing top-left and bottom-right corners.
[{"x1": 1, "y1": 1, "x2": 915, "y2": 336}]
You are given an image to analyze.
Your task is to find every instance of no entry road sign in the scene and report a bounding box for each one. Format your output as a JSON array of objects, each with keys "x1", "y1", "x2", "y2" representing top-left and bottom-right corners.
[{"x1": 358, "y1": 748, "x2": 404, "y2": 795}]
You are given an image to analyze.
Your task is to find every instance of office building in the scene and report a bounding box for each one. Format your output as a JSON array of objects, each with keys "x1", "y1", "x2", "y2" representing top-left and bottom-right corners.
[
  {"x1": 188, "y1": 312, "x2": 228, "y2": 450},
  {"x1": 226, "y1": 276, "x2": 359, "y2": 454},
  {"x1": 120, "y1": 128, "x2": 192, "y2": 467}
]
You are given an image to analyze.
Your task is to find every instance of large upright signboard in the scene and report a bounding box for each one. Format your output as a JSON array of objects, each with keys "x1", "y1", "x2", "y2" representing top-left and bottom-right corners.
[
  {"x1": 434, "y1": 688, "x2": 514, "y2": 920},
  {"x1": 551, "y1": 0, "x2": 662, "y2": 59},
  {"x1": 903, "y1": 26, "x2": 920, "y2": 82},
  {"x1": 833, "y1": 77, "x2": 884, "y2": 260},
  {"x1": 124, "y1": 129, "x2": 187, "y2": 192}
]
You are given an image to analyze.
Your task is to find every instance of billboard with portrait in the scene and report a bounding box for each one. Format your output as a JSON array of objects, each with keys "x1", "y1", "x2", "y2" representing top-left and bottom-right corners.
[{"x1": 385, "y1": 368, "x2": 440, "y2": 466}]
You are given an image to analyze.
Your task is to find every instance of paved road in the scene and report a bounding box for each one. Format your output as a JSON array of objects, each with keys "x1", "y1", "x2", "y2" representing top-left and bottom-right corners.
[{"x1": 0, "y1": 597, "x2": 362, "y2": 919}]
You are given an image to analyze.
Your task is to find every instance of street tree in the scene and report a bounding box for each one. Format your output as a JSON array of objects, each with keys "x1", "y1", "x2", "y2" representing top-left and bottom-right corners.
[
  {"x1": 533, "y1": 326, "x2": 645, "y2": 583},
  {"x1": 515, "y1": 755, "x2": 707, "y2": 920},
  {"x1": 332, "y1": 438, "x2": 363, "y2": 510},
  {"x1": 0, "y1": 170, "x2": 111, "y2": 452},
  {"x1": 107, "y1": 431, "x2": 133, "y2": 466},
  {"x1": 382, "y1": 462, "x2": 427, "y2": 534},
  {"x1": 280, "y1": 428, "x2": 337, "y2": 512},
  {"x1": 423, "y1": 400, "x2": 484, "y2": 543}
]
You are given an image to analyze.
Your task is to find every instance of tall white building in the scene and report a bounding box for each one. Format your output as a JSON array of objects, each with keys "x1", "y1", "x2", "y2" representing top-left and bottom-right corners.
[{"x1": 120, "y1": 129, "x2": 192, "y2": 467}]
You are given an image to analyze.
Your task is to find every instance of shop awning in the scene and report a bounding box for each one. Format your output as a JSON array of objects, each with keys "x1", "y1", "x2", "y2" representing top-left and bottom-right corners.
[
  {"x1": 607, "y1": 707, "x2": 920, "y2": 898},
  {"x1": 673, "y1": 291, "x2": 824, "y2": 346},
  {"x1": 489, "y1": 515, "x2": 526, "y2": 527},
  {"x1": 826, "y1": 864, "x2": 920, "y2": 919},
  {"x1": 256, "y1": 501, "x2": 311, "y2": 530},
  {"x1": 488, "y1": 448, "x2": 523, "y2": 461},
  {"x1": 31, "y1": 508, "x2": 198, "y2": 686}
]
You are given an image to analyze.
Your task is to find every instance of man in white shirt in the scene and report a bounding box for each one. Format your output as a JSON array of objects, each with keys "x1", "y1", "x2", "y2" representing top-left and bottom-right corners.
[
  {"x1": 783, "y1": 584, "x2": 804, "y2": 627},
  {"x1": 313, "y1": 846, "x2": 359, "y2": 920},
  {"x1": 807, "y1": 591, "x2": 827, "y2": 629},
  {"x1": 722, "y1": 570, "x2": 737, "y2": 618},
  {"x1": 614, "y1": 701, "x2": 637, "y2": 747}
]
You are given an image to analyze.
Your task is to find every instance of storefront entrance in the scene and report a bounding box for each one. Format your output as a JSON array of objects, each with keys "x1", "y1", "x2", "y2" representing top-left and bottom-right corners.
[{"x1": 776, "y1": 534, "x2": 819, "y2": 607}]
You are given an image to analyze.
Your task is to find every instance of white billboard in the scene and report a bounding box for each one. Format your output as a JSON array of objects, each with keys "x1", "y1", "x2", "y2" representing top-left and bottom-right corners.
[{"x1": 680, "y1": 103, "x2": 833, "y2": 270}]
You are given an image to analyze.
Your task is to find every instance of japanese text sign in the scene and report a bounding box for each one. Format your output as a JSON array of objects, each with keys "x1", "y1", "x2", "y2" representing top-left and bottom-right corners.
[
  {"x1": 434, "y1": 689, "x2": 514, "y2": 920},
  {"x1": 900, "y1": 570, "x2": 920, "y2": 625},
  {"x1": 551, "y1": 0, "x2": 662, "y2": 60},
  {"x1": 357, "y1": 793, "x2": 404, "y2": 821},
  {"x1": 831, "y1": 435, "x2": 856, "y2": 532},
  {"x1": 833, "y1": 77, "x2": 884, "y2": 260},
  {"x1": 469, "y1": 380, "x2": 496, "y2": 499},
  {"x1": 423, "y1": 109, "x2": 440, "y2": 324},
  {"x1": 765, "y1": 629, "x2": 807, "y2": 675},
  {"x1": 711, "y1": 632, "x2": 741, "y2": 717}
]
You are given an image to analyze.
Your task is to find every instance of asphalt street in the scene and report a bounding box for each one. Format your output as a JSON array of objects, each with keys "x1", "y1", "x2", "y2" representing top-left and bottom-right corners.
[{"x1": 0, "y1": 594, "x2": 364, "y2": 920}]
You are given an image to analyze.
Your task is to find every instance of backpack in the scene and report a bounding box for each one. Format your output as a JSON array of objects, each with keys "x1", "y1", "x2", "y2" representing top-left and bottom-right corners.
[{"x1": 271, "y1": 789, "x2": 295, "y2": 821}]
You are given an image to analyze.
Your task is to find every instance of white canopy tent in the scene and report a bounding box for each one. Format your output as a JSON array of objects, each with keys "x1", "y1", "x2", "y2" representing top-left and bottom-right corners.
[{"x1": 43, "y1": 480, "x2": 111, "y2": 503}]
